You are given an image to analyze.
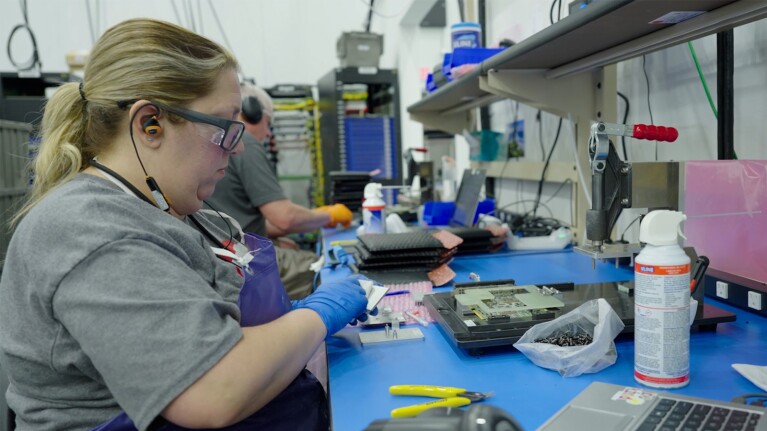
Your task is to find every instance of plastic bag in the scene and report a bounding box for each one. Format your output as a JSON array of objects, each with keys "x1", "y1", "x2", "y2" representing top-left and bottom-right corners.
[{"x1": 513, "y1": 298, "x2": 625, "y2": 377}]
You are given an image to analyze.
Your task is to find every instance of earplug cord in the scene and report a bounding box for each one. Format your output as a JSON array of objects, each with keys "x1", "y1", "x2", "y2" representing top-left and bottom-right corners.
[
  {"x1": 124, "y1": 102, "x2": 171, "y2": 212},
  {"x1": 113, "y1": 100, "x2": 236, "y2": 251}
]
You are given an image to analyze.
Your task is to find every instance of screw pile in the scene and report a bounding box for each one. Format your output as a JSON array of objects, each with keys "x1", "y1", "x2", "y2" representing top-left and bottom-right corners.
[{"x1": 534, "y1": 332, "x2": 593, "y2": 346}]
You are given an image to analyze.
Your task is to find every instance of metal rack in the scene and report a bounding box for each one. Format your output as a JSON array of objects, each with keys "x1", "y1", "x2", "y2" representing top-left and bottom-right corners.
[{"x1": 317, "y1": 67, "x2": 402, "y2": 206}]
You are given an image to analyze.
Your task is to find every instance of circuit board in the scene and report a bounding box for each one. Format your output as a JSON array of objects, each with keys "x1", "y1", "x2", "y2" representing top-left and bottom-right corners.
[{"x1": 454, "y1": 284, "x2": 564, "y2": 321}]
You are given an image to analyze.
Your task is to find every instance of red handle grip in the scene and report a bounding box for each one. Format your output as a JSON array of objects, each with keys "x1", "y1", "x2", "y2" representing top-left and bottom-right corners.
[{"x1": 632, "y1": 124, "x2": 679, "y2": 142}]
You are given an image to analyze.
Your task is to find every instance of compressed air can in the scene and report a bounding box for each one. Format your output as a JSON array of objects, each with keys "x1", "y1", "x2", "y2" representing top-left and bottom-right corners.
[
  {"x1": 634, "y1": 210, "x2": 691, "y2": 388},
  {"x1": 362, "y1": 183, "x2": 386, "y2": 234}
]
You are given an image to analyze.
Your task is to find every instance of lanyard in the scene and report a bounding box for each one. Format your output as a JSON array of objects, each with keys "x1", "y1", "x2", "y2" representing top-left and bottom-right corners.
[{"x1": 89, "y1": 160, "x2": 249, "y2": 269}]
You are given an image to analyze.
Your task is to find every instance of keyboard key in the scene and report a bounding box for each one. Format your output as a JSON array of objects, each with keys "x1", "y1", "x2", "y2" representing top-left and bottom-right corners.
[
  {"x1": 731, "y1": 411, "x2": 748, "y2": 419},
  {"x1": 694, "y1": 405, "x2": 713, "y2": 415},
  {"x1": 663, "y1": 419, "x2": 681, "y2": 428},
  {"x1": 644, "y1": 416, "x2": 663, "y2": 425},
  {"x1": 676, "y1": 402, "x2": 694, "y2": 414},
  {"x1": 652, "y1": 410, "x2": 670, "y2": 418},
  {"x1": 670, "y1": 413, "x2": 687, "y2": 421},
  {"x1": 659, "y1": 427, "x2": 677, "y2": 431},
  {"x1": 713, "y1": 408, "x2": 732, "y2": 417},
  {"x1": 637, "y1": 424, "x2": 657, "y2": 431},
  {"x1": 683, "y1": 419, "x2": 702, "y2": 428},
  {"x1": 660, "y1": 399, "x2": 678, "y2": 407}
]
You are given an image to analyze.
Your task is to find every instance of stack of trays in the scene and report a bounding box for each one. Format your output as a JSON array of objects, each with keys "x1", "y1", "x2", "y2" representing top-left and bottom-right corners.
[
  {"x1": 329, "y1": 171, "x2": 369, "y2": 212},
  {"x1": 447, "y1": 227, "x2": 507, "y2": 254},
  {"x1": 354, "y1": 231, "x2": 460, "y2": 273}
]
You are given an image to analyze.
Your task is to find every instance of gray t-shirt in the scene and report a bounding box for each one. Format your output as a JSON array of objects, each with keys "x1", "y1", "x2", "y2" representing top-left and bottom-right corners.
[
  {"x1": 0, "y1": 174, "x2": 244, "y2": 431},
  {"x1": 207, "y1": 133, "x2": 286, "y2": 236}
]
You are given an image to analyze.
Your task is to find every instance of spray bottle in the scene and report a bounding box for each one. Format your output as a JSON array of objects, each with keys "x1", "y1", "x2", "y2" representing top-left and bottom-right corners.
[
  {"x1": 634, "y1": 210, "x2": 691, "y2": 388},
  {"x1": 362, "y1": 183, "x2": 386, "y2": 234}
]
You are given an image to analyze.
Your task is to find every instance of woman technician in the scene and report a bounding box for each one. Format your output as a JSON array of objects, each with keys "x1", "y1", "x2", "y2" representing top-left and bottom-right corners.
[{"x1": 0, "y1": 18, "x2": 368, "y2": 431}]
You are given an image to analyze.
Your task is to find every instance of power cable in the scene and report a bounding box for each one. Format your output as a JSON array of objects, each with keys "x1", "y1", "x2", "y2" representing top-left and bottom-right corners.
[
  {"x1": 84, "y1": 0, "x2": 97, "y2": 44},
  {"x1": 531, "y1": 117, "x2": 563, "y2": 217},
  {"x1": 537, "y1": 110, "x2": 545, "y2": 161},
  {"x1": 170, "y1": 0, "x2": 183, "y2": 25},
  {"x1": 687, "y1": 40, "x2": 738, "y2": 160},
  {"x1": 7, "y1": 0, "x2": 42, "y2": 72},
  {"x1": 185, "y1": 0, "x2": 196, "y2": 32},
  {"x1": 549, "y1": 0, "x2": 557, "y2": 24},
  {"x1": 496, "y1": 100, "x2": 519, "y2": 210},
  {"x1": 364, "y1": 0, "x2": 375, "y2": 32},
  {"x1": 620, "y1": 215, "x2": 642, "y2": 242},
  {"x1": 617, "y1": 91, "x2": 630, "y2": 160},
  {"x1": 642, "y1": 55, "x2": 657, "y2": 160},
  {"x1": 196, "y1": 0, "x2": 204, "y2": 34},
  {"x1": 207, "y1": 0, "x2": 233, "y2": 51},
  {"x1": 357, "y1": 0, "x2": 411, "y2": 19}
]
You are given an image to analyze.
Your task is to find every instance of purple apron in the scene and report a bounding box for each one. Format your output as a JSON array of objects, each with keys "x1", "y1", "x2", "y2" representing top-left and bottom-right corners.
[{"x1": 92, "y1": 233, "x2": 328, "y2": 431}]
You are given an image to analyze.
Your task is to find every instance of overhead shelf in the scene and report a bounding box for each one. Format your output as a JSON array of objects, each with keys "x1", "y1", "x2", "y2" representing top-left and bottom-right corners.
[
  {"x1": 406, "y1": 0, "x2": 767, "y2": 235},
  {"x1": 407, "y1": 0, "x2": 767, "y2": 124}
]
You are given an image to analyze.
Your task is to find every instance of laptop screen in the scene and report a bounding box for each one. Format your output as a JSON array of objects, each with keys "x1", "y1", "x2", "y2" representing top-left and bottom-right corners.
[{"x1": 450, "y1": 169, "x2": 487, "y2": 227}]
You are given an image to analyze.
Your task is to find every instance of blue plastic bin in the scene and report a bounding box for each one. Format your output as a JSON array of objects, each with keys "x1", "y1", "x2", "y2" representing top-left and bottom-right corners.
[
  {"x1": 442, "y1": 47, "x2": 505, "y2": 80},
  {"x1": 422, "y1": 201, "x2": 455, "y2": 226}
]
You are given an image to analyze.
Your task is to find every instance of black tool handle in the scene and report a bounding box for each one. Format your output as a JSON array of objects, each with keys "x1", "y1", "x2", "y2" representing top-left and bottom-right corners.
[{"x1": 690, "y1": 256, "x2": 710, "y2": 295}]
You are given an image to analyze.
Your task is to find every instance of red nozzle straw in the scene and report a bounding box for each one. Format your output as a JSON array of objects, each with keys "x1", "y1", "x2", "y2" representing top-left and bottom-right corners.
[{"x1": 632, "y1": 124, "x2": 679, "y2": 142}]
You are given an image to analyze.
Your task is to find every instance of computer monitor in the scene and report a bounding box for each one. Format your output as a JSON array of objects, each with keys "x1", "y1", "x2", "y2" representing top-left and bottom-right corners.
[{"x1": 449, "y1": 169, "x2": 486, "y2": 227}]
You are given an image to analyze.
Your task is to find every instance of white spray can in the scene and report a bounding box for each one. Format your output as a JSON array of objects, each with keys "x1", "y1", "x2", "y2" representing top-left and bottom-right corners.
[
  {"x1": 634, "y1": 210, "x2": 691, "y2": 388},
  {"x1": 362, "y1": 183, "x2": 386, "y2": 234}
]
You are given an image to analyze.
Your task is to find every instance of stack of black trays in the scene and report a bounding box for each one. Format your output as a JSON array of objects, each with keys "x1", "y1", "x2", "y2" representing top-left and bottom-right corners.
[
  {"x1": 354, "y1": 232, "x2": 457, "y2": 273},
  {"x1": 447, "y1": 227, "x2": 502, "y2": 255},
  {"x1": 329, "y1": 171, "x2": 369, "y2": 213}
]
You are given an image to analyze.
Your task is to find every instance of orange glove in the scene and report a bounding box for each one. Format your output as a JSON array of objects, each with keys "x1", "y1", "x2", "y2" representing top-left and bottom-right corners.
[{"x1": 315, "y1": 204, "x2": 353, "y2": 228}]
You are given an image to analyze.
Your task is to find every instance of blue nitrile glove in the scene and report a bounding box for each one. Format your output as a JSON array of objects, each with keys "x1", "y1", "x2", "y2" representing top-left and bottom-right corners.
[
  {"x1": 291, "y1": 274, "x2": 371, "y2": 336},
  {"x1": 329, "y1": 245, "x2": 356, "y2": 268}
]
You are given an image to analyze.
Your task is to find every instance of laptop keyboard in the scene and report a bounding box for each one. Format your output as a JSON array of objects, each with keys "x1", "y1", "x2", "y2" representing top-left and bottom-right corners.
[{"x1": 637, "y1": 398, "x2": 763, "y2": 431}]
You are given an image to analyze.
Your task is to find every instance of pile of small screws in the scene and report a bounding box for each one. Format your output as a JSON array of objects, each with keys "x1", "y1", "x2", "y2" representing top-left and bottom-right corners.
[{"x1": 534, "y1": 332, "x2": 593, "y2": 346}]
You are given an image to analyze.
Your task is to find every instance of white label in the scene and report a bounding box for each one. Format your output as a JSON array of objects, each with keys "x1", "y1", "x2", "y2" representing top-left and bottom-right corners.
[
  {"x1": 634, "y1": 263, "x2": 690, "y2": 387},
  {"x1": 357, "y1": 44, "x2": 370, "y2": 51},
  {"x1": 650, "y1": 11, "x2": 705, "y2": 25},
  {"x1": 357, "y1": 66, "x2": 378, "y2": 75}
]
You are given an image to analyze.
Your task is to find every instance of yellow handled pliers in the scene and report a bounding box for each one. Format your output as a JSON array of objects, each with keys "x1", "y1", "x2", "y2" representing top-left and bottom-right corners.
[{"x1": 389, "y1": 385, "x2": 493, "y2": 418}]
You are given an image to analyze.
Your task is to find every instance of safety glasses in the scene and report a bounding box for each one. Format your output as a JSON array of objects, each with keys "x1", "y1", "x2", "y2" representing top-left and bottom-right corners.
[
  {"x1": 118, "y1": 100, "x2": 245, "y2": 152},
  {"x1": 154, "y1": 102, "x2": 245, "y2": 152}
]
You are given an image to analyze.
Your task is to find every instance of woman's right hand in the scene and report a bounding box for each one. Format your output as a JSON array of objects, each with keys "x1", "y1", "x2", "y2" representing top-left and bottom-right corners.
[{"x1": 291, "y1": 275, "x2": 369, "y2": 336}]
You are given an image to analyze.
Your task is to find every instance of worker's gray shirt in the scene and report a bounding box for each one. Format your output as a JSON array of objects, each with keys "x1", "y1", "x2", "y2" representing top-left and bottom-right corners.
[
  {"x1": 207, "y1": 133, "x2": 286, "y2": 237},
  {"x1": 0, "y1": 174, "x2": 243, "y2": 431}
]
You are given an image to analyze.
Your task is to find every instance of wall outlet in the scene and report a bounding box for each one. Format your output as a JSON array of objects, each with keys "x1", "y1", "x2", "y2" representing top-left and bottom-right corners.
[
  {"x1": 748, "y1": 291, "x2": 763, "y2": 311},
  {"x1": 715, "y1": 281, "x2": 729, "y2": 299}
]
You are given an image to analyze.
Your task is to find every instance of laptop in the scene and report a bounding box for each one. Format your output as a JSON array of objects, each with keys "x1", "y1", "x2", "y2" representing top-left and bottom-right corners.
[
  {"x1": 448, "y1": 168, "x2": 487, "y2": 228},
  {"x1": 538, "y1": 382, "x2": 766, "y2": 431}
]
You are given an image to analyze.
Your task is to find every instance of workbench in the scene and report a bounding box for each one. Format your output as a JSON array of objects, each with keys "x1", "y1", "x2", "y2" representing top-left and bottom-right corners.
[{"x1": 321, "y1": 229, "x2": 767, "y2": 431}]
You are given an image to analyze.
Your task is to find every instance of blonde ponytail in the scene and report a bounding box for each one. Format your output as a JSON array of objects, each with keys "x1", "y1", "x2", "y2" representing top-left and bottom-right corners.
[
  {"x1": 12, "y1": 18, "x2": 238, "y2": 225},
  {"x1": 12, "y1": 83, "x2": 88, "y2": 225}
]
